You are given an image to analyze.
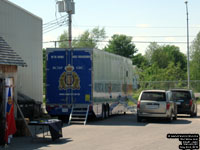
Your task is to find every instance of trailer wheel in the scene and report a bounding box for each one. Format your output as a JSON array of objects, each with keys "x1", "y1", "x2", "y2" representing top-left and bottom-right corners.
[
  {"x1": 102, "y1": 105, "x2": 106, "y2": 119},
  {"x1": 106, "y1": 104, "x2": 110, "y2": 118}
]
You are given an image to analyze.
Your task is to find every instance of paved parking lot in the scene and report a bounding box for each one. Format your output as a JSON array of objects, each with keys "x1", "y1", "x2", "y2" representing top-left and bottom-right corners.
[{"x1": 3, "y1": 105, "x2": 200, "y2": 150}]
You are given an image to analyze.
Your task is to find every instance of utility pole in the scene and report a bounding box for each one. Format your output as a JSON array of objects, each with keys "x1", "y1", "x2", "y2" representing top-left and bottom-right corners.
[
  {"x1": 57, "y1": 0, "x2": 75, "y2": 48},
  {"x1": 68, "y1": 13, "x2": 72, "y2": 49},
  {"x1": 65, "y1": 0, "x2": 74, "y2": 49},
  {"x1": 185, "y1": 1, "x2": 190, "y2": 89}
]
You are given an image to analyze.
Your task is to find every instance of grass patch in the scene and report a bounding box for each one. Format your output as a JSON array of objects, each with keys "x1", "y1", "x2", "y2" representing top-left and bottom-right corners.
[
  {"x1": 127, "y1": 100, "x2": 136, "y2": 106},
  {"x1": 132, "y1": 90, "x2": 142, "y2": 101},
  {"x1": 197, "y1": 99, "x2": 200, "y2": 105}
]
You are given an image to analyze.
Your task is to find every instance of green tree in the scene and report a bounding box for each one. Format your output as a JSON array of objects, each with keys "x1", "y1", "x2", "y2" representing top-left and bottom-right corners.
[
  {"x1": 190, "y1": 32, "x2": 200, "y2": 80},
  {"x1": 59, "y1": 27, "x2": 106, "y2": 49},
  {"x1": 73, "y1": 30, "x2": 96, "y2": 48},
  {"x1": 138, "y1": 44, "x2": 187, "y2": 89},
  {"x1": 59, "y1": 30, "x2": 69, "y2": 48},
  {"x1": 104, "y1": 34, "x2": 137, "y2": 59},
  {"x1": 164, "y1": 62, "x2": 186, "y2": 81},
  {"x1": 145, "y1": 42, "x2": 160, "y2": 64},
  {"x1": 132, "y1": 53, "x2": 148, "y2": 68},
  {"x1": 151, "y1": 45, "x2": 187, "y2": 70},
  {"x1": 139, "y1": 62, "x2": 186, "y2": 89}
]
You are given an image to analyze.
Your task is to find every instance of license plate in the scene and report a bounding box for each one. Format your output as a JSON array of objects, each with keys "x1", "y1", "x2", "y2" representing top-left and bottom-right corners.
[
  {"x1": 178, "y1": 100, "x2": 184, "y2": 102},
  {"x1": 146, "y1": 105, "x2": 158, "y2": 109},
  {"x1": 176, "y1": 100, "x2": 184, "y2": 105}
]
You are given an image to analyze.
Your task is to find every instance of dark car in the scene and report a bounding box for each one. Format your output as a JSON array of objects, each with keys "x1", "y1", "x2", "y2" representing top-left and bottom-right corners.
[{"x1": 171, "y1": 89, "x2": 197, "y2": 117}]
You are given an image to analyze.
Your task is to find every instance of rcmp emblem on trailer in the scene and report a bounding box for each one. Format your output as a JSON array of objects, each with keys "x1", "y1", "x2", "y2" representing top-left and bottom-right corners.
[{"x1": 59, "y1": 64, "x2": 80, "y2": 90}]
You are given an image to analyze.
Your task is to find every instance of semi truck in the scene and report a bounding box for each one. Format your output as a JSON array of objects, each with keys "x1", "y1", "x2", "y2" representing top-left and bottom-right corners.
[{"x1": 46, "y1": 48, "x2": 133, "y2": 124}]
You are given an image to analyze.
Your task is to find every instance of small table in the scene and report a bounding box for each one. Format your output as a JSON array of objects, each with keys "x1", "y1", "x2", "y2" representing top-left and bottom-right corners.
[{"x1": 29, "y1": 119, "x2": 62, "y2": 141}]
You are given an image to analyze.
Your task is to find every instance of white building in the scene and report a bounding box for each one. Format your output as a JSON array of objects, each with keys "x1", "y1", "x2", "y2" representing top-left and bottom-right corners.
[{"x1": 0, "y1": 0, "x2": 43, "y2": 102}]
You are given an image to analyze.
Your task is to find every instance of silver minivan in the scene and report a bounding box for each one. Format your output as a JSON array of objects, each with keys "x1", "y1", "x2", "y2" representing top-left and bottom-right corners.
[{"x1": 137, "y1": 90, "x2": 177, "y2": 122}]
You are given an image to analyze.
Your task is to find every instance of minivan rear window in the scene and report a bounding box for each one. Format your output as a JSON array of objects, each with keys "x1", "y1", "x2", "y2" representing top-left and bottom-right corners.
[
  {"x1": 171, "y1": 91, "x2": 191, "y2": 101},
  {"x1": 141, "y1": 92, "x2": 166, "y2": 101}
]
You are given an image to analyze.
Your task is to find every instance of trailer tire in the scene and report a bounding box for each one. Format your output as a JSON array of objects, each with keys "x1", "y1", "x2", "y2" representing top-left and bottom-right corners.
[
  {"x1": 102, "y1": 105, "x2": 106, "y2": 119},
  {"x1": 106, "y1": 104, "x2": 110, "y2": 118}
]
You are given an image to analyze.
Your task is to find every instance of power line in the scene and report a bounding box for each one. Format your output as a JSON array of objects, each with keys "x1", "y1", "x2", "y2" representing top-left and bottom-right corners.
[
  {"x1": 131, "y1": 41, "x2": 189, "y2": 44},
  {"x1": 73, "y1": 25, "x2": 200, "y2": 29},
  {"x1": 43, "y1": 20, "x2": 66, "y2": 32},
  {"x1": 43, "y1": 39, "x2": 192, "y2": 44},
  {"x1": 43, "y1": 17, "x2": 66, "y2": 29},
  {"x1": 102, "y1": 35, "x2": 196, "y2": 38},
  {"x1": 43, "y1": 22, "x2": 68, "y2": 34},
  {"x1": 42, "y1": 16, "x2": 200, "y2": 34},
  {"x1": 132, "y1": 35, "x2": 195, "y2": 38},
  {"x1": 42, "y1": 17, "x2": 200, "y2": 34},
  {"x1": 43, "y1": 34, "x2": 196, "y2": 38},
  {"x1": 43, "y1": 15, "x2": 67, "y2": 27},
  {"x1": 43, "y1": 15, "x2": 67, "y2": 28},
  {"x1": 43, "y1": 15, "x2": 68, "y2": 34}
]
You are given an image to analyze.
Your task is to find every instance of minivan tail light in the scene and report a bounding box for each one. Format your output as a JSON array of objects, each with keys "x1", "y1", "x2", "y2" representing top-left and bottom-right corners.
[
  {"x1": 166, "y1": 103, "x2": 170, "y2": 110},
  {"x1": 189, "y1": 99, "x2": 192, "y2": 106},
  {"x1": 137, "y1": 101, "x2": 140, "y2": 109}
]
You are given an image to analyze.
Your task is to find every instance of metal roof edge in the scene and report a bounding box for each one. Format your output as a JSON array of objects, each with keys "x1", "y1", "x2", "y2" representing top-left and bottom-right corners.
[{"x1": 4, "y1": 0, "x2": 42, "y2": 21}]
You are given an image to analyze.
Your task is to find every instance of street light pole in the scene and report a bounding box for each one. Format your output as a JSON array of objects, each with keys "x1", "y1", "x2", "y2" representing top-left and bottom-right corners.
[{"x1": 185, "y1": 1, "x2": 190, "y2": 89}]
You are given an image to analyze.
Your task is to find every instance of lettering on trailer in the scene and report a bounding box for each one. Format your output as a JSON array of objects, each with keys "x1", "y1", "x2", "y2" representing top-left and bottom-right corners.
[
  {"x1": 59, "y1": 64, "x2": 80, "y2": 90},
  {"x1": 51, "y1": 55, "x2": 64, "y2": 59}
]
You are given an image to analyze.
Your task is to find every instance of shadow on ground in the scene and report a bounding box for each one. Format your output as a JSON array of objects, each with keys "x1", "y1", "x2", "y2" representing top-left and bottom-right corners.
[
  {"x1": 177, "y1": 115, "x2": 200, "y2": 119},
  {"x1": 139, "y1": 118, "x2": 192, "y2": 125},
  {"x1": 1, "y1": 137, "x2": 72, "y2": 150},
  {"x1": 86, "y1": 113, "x2": 194, "y2": 126},
  {"x1": 87, "y1": 114, "x2": 148, "y2": 127}
]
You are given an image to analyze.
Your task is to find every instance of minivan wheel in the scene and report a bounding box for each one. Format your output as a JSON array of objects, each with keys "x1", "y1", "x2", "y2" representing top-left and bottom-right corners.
[
  {"x1": 173, "y1": 113, "x2": 177, "y2": 120},
  {"x1": 194, "y1": 112, "x2": 197, "y2": 117},
  {"x1": 167, "y1": 114, "x2": 173, "y2": 123},
  {"x1": 194, "y1": 106, "x2": 197, "y2": 117},
  {"x1": 190, "y1": 108, "x2": 196, "y2": 117},
  {"x1": 191, "y1": 110, "x2": 197, "y2": 117}
]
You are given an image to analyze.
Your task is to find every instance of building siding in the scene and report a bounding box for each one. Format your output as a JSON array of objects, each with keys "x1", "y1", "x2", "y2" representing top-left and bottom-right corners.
[{"x1": 0, "y1": 0, "x2": 43, "y2": 102}]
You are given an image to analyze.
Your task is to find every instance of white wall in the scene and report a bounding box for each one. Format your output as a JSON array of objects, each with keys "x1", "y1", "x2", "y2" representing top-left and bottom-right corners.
[{"x1": 0, "y1": 0, "x2": 43, "y2": 102}]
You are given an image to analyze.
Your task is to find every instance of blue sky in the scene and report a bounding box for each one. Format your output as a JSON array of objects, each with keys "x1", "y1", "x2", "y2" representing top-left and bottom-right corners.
[{"x1": 9, "y1": 0, "x2": 200, "y2": 54}]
